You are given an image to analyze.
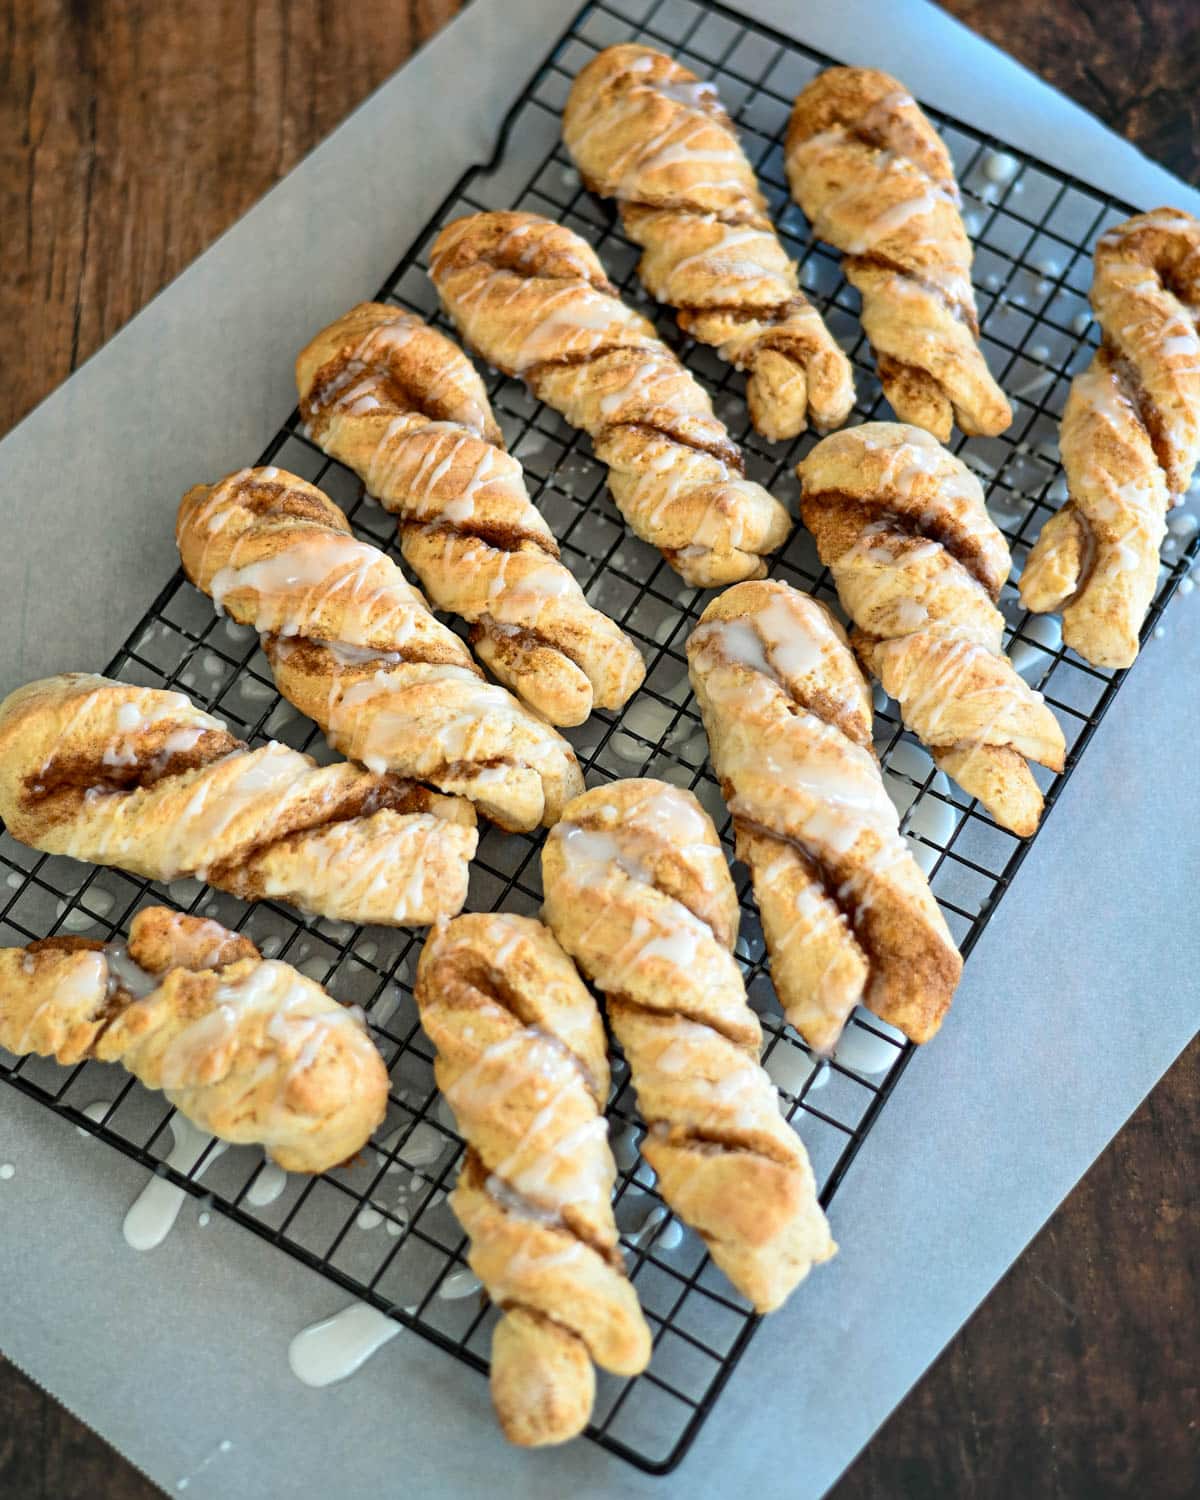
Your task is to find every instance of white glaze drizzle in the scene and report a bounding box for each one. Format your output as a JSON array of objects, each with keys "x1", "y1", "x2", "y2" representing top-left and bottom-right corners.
[
  {"x1": 211, "y1": 532, "x2": 432, "y2": 647},
  {"x1": 122, "y1": 1114, "x2": 228, "y2": 1252},
  {"x1": 246, "y1": 1157, "x2": 289, "y2": 1208}
]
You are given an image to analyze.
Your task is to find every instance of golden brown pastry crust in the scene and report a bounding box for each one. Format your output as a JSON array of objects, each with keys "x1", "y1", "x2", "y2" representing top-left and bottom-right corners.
[
  {"x1": 786, "y1": 67, "x2": 1011, "y2": 440},
  {"x1": 428, "y1": 210, "x2": 792, "y2": 587},
  {"x1": 563, "y1": 44, "x2": 854, "y2": 441},
  {"x1": 798, "y1": 423, "x2": 1065, "y2": 837},
  {"x1": 688, "y1": 580, "x2": 961, "y2": 1047},
  {"x1": 1020, "y1": 209, "x2": 1200, "y2": 667},
  {"x1": 541, "y1": 778, "x2": 836, "y2": 1312},
  {"x1": 415, "y1": 913, "x2": 651, "y2": 1446},
  {"x1": 177, "y1": 466, "x2": 583, "y2": 831},
  {"x1": 0, "y1": 907, "x2": 388, "y2": 1173},
  {"x1": 0, "y1": 672, "x2": 477, "y2": 924},
  {"x1": 296, "y1": 303, "x2": 645, "y2": 725}
]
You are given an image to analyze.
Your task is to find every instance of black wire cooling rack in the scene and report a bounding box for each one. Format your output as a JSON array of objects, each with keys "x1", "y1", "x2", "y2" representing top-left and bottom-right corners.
[{"x1": 3, "y1": 0, "x2": 1198, "y2": 1476}]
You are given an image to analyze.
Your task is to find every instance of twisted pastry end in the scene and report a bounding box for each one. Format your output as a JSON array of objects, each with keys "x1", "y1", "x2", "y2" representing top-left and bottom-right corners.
[
  {"x1": 0, "y1": 906, "x2": 389, "y2": 1173},
  {"x1": 1020, "y1": 208, "x2": 1200, "y2": 667}
]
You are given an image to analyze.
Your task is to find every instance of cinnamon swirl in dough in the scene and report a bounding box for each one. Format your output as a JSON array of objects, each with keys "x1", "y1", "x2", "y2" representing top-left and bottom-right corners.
[
  {"x1": 786, "y1": 68, "x2": 1011, "y2": 440},
  {"x1": 429, "y1": 211, "x2": 792, "y2": 587},
  {"x1": 178, "y1": 466, "x2": 583, "y2": 830},
  {"x1": 798, "y1": 424, "x2": 1065, "y2": 836},
  {"x1": 1020, "y1": 208, "x2": 1200, "y2": 667},
  {"x1": 542, "y1": 779, "x2": 835, "y2": 1312},
  {"x1": 415, "y1": 913, "x2": 651, "y2": 1446},
  {"x1": 297, "y1": 303, "x2": 644, "y2": 725},
  {"x1": 688, "y1": 580, "x2": 961, "y2": 1048},
  {"x1": 0, "y1": 673, "x2": 476, "y2": 924},
  {"x1": 564, "y1": 44, "x2": 854, "y2": 441}
]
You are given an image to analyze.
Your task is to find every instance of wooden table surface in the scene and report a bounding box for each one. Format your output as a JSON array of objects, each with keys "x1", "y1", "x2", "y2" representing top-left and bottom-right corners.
[{"x1": 1, "y1": 2, "x2": 1196, "y2": 1495}]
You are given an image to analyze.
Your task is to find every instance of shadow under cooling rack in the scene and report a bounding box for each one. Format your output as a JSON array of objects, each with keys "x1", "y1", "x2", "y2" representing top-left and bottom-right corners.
[{"x1": 2, "y1": 0, "x2": 1197, "y2": 1477}]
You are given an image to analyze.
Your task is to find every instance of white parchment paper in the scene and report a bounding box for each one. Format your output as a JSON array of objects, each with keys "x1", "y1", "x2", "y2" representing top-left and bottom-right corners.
[{"x1": 1, "y1": 2, "x2": 1197, "y2": 1496}]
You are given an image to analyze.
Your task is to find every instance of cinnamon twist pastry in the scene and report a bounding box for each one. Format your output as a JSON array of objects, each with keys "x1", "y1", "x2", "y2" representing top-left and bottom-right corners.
[
  {"x1": 429, "y1": 211, "x2": 792, "y2": 587},
  {"x1": 798, "y1": 424, "x2": 1065, "y2": 836},
  {"x1": 415, "y1": 913, "x2": 651, "y2": 1447},
  {"x1": 177, "y1": 466, "x2": 583, "y2": 831},
  {"x1": 563, "y1": 44, "x2": 855, "y2": 442},
  {"x1": 542, "y1": 779, "x2": 836, "y2": 1312},
  {"x1": 687, "y1": 581, "x2": 961, "y2": 1049},
  {"x1": 296, "y1": 303, "x2": 645, "y2": 725},
  {"x1": 786, "y1": 68, "x2": 1011, "y2": 441},
  {"x1": 0, "y1": 906, "x2": 389, "y2": 1173},
  {"x1": 0, "y1": 673, "x2": 476, "y2": 924},
  {"x1": 1020, "y1": 209, "x2": 1200, "y2": 667}
]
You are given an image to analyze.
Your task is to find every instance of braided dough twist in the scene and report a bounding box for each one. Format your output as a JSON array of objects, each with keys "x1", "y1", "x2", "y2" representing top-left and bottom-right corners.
[
  {"x1": 297, "y1": 303, "x2": 645, "y2": 725},
  {"x1": 786, "y1": 67, "x2": 1011, "y2": 441},
  {"x1": 429, "y1": 211, "x2": 791, "y2": 587},
  {"x1": 542, "y1": 778, "x2": 835, "y2": 1312},
  {"x1": 1020, "y1": 209, "x2": 1200, "y2": 667},
  {"x1": 177, "y1": 466, "x2": 583, "y2": 831},
  {"x1": 798, "y1": 424, "x2": 1065, "y2": 837},
  {"x1": 563, "y1": 44, "x2": 854, "y2": 442},
  {"x1": 415, "y1": 913, "x2": 651, "y2": 1447},
  {"x1": 688, "y1": 581, "x2": 961, "y2": 1049},
  {"x1": 0, "y1": 907, "x2": 388, "y2": 1172},
  {"x1": 0, "y1": 673, "x2": 476, "y2": 924}
]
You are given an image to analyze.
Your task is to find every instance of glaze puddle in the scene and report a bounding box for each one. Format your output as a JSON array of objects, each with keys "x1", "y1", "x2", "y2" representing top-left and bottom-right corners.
[{"x1": 288, "y1": 1303, "x2": 401, "y2": 1387}]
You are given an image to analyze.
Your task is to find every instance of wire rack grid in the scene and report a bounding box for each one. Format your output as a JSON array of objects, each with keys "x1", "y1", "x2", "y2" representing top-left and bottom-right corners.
[{"x1": 2, "y1": 0, "x2": 1197, "y2": 1477}]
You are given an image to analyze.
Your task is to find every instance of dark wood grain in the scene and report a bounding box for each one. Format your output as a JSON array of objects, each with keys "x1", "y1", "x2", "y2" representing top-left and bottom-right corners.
[
  {"x1": 0, "y1": 2, "x2": 1196, "y2": 1497},
  {"x1": 831, "y1": 1036, "x2": 1199, "y2": 1500},
  {"x1": 941, "y1": 0, "x2": 1200, "y2": 187},
  {"x1": 0, "y1": 0, "x2": 461, "y2": 435}
]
